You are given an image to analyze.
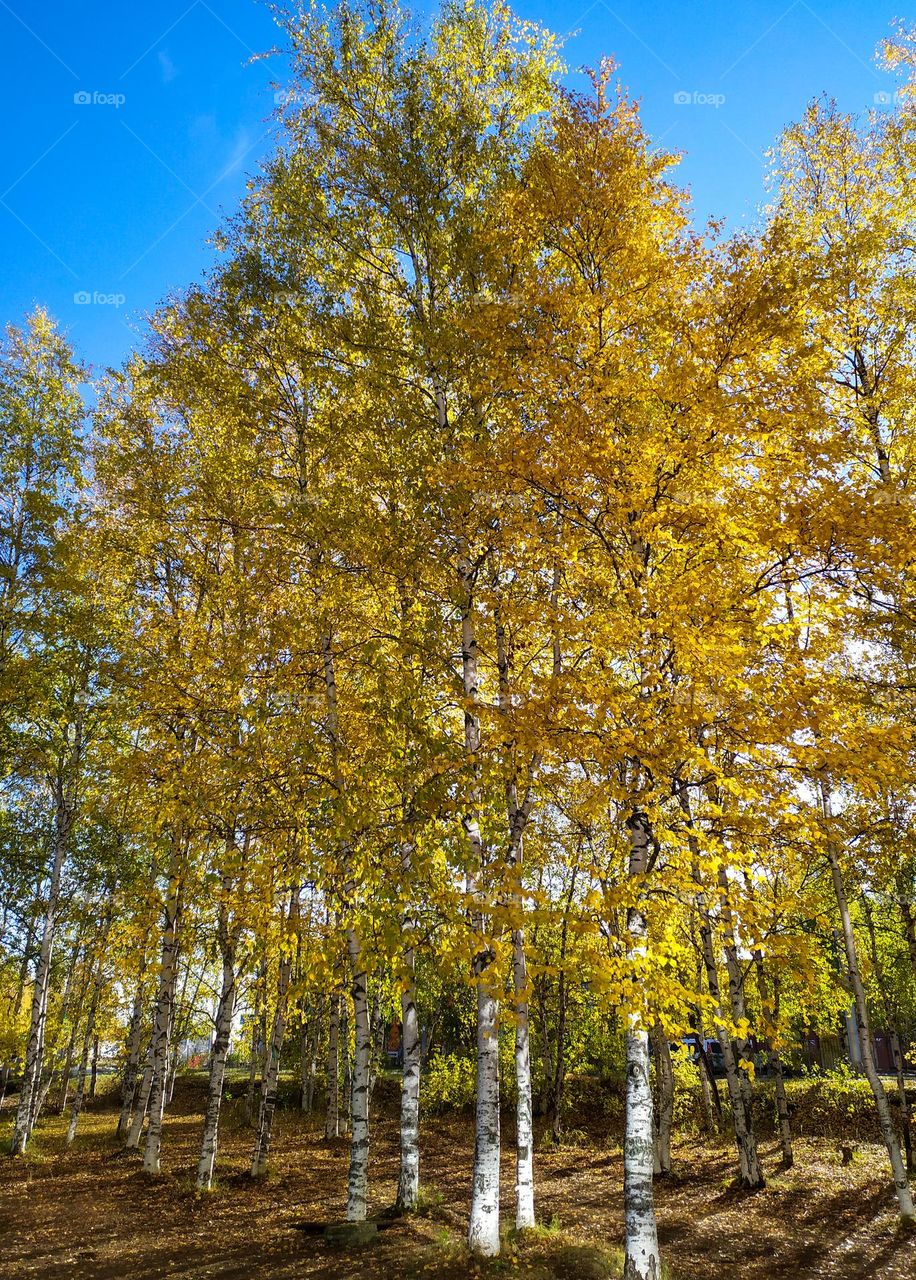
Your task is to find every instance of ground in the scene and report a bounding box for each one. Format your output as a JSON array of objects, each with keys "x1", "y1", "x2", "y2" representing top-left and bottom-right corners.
[{"x1": 2, "y1": 1078, "x2": 916, "y2": 1279}]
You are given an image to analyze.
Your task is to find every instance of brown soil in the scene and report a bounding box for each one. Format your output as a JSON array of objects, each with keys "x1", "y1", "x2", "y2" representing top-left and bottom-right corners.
[{"x1": 2, "y1": 1079, "x2": 915, "y2": 1279}]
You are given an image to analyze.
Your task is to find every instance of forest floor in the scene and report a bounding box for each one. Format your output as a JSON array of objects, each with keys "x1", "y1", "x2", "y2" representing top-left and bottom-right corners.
[{"x1": 2, "y1": 1076, "x2": 916, "y2": 1280}]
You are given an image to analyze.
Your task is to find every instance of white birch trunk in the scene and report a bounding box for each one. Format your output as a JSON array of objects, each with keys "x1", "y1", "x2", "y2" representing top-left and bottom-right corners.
[
  {"x1": 397, "y1": 958, "x2": 421, "y2": 1210},
  {"x1": 125, "y1": 1052, "x2": 153, "y2": 1150},
  {"x1": 197, "y1": 925, "x2": 238, "y2": 1190},
  {"x1": 66, "y1": 970, "x2": 101, "y2": 1148},
  {"x1": 697, "y1": 906, "x2": 763, "y2": 1187},
  {"x1": 822, "y1": 784, "x2": 915, "y2": 1221},
  {"x1": 461, "y1": 555, "x2": 502, "y2": 1258},
  {"x1": 716, "y1": 868, "x2": 765, "y2": 1188},
  {"x1": 37, "y1": 938, "x2": 81, "y2": 1119},
  {"x1": 680, "y1": 789, "x2": 763, "y2": 1189},
  {"x1": 117, "y1": 978, "x2": 146, "y2": 1138},
  {"x1": 513, "y1": 926, "x2": 535, "y2": 1229},
  {"x1": 252, "y1": 890, "x2": 298, "y2": 1177},
  {"x1": 142, "y1": 839, "x2": 184, "y2": 1175},
  {"x1": 11, "y1": 766, "x2": 76, "y2": 1155},
  {"x1": 345, "y1": 930, "x2": 371, "y2": 1222},
  {"x1": 397, "y1": 837, "x2": 421, "y2": 1212},
  {"x1": 495, "y1": 606, "x2": 537, "y2": 1230},
  {"x1": 623, "y1": 812, "x2": 661, "y2": 1280},
  {"x1": 469, "y1": 973, "x2": 501, "y2": 1257}
]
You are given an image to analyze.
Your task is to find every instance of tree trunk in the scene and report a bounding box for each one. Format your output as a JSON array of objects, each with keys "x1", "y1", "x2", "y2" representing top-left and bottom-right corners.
[
  {"x1": 863, "y1": 896, "x2": 914, "y2": 1174},
  {"x1": 142, "y1": 837, "x2": 184, "y2": 1175},
  {"x1": 66, "y1": 970, "x2": 101, "y2": 1148},
  {"x1": 35, "y1": 937, "x2": 82, "y2": 1120},
  {"x1": 623, "y1": 812, "x2": 661, "y2": 1280},
  {"x1": 650, "y1": 1025, "x2": 673, "y2": 1177},
  {"x1": 513, "y1": 925, "x2": 535, "y2": 1229},
  {"x1": 345, "y1": 930, "x2": 371, "y2": 1222},
  {"x1": 117, "y1": 977, "x2": 147, "y2": 1138},
  {"x1": 468, "y1": 965, "x2": 501, "y2": 1258},
  {"x1": 396, "y1": 910, "x2": 421, "y2": 1212},
  {"x1": 713, "y1": 866, "x2": 765, "y2": 1188},
  {"x1": 896, "y1": 871, "x2": 916, "y2": 984},
  {"x1": 823, "y1": 786, "x2": 914, "y2": 1221},
  {"x1": 462, "y1": 555, "x2": 501, "y2": 1259},
  {"x1": 754, "y1": 954, "x2": 793, "y2": 1166},
  {"x1": 11, "y1": 768, "x2": 77, "y2": 1155},
  {"x1": 681, "y1": 789, "x2": 763, "y2": 1189},
  {"x1": 197, "y1": 908, "x2": 239, "y2": 1191},
  {"x1": 89, "y1": 1035, "x2": 99, "y2": 1099},
  {"x1": 325, "y1": 990, "x2": 340, "y2": 1139},
  {"x1": 251, "y1": 891, "x2": 298, "y2": 1177},
  {"x1": 369, "y1": 990, "x2": 385, "y2": 1104},
  {"x1": 534, "y1": 973, "x2": 555, "y2": 1122},
  {"x1": 56, "y1": 969, "x2": 89, "y2": 1115},
  {"x1": 244, "y1": 960, "x2": 266, "y2": 1127},
  {"x1": 165, "y1": 954, "x2": 203, "y2": 1106},
  {"x1": 341, "y1": 998, "x2": 352, "y2": 1125},
  {"x1": 690, "y1": 998, "x2": 723, "y2": 1132},
  {"x1": 124, "y1": 1052, "x2": 153, "y2": 1150},
  {"x1": 301, "y1": 1008, "x2": 317, "y2": 1111},
  {"x1": 547, "y1": 870, "x2": 577, "y2": 1143},
  {"x1": 697, "y1": 910, "x2": 764, "y2": 1187},
  {"x1": 495, "y1": 607, "x2": 536, "y2": 1230}
]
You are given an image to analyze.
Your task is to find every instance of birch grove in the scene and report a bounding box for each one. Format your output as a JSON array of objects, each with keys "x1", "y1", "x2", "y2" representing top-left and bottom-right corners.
[{"x1": 6, "y1": 4, "x2": 916, "y2": 1276}]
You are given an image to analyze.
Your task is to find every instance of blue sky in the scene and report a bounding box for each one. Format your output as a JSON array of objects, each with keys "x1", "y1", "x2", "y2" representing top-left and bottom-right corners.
[{"x1": 0, "y1": 0, "x2": 908, "y2": 373}]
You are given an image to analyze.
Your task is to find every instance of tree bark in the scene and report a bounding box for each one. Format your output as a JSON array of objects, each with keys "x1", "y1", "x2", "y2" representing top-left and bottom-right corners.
[
  {"x1": 896, "y1": 870, "x2": 916, "y2": 984},
  {"x1": 124, "y1": 1052, "x2": 153, "y2": 1150},
  {"x1": 714, "y1": 865, "x2": 765, "y2": 1188},
  {"x1": 251, "y1": 890, "x2": 298, "y2": 1177},
  {"x1": 345, "y1": 931, "x2": 371, "y2": 1221},
  {"x1": 681, "y1": 791, "x2": 763, "y2": 1189},
  {"x1": 623, "y1": 812, "x2": 660, "y2": 1280},
  {"x1": 469, "y1": 964, "x2": 501, "y2": 1257},
  {"x1": 822, "y1": 784, "x2": 914, "y2": 1221},
  {"x1": 117, "y1": 976, "x2": 147, "y2": 1138},
  {"x1": 495, "y1": 606, "x2": 536, "y2": 1230},
  {"x1": 142, "y1": 835, "x2": 184, "y2": 1175},
  {"x1": 396, "y1": 870, "x2": 421, "y2": 1211},
  {"x1": 462, "y1": 555, "x2": 501, "y2": 1258},
  {"x1": 863, "y1": 896, "x2": 914, "y2": 1174},
  {"x1": 89, "y1": 1035, "x2": 99, "y2": 1099},
  {"x1": 341, "y1": 998, "x2": 352, "y2": 1124},
  {"x1": 244, "y1": 959, "x2": 266, "y2": 1127},
  {"x1": 299, "y1": 1002, "x2": 314, "y2": 1112},
  {"x1": 753, "y1": 954, "x2": 793, "y2": 1166},
  {"x1": 325, "y1": 990, "x2": 340, "y2": 1139},
  {"x1": 650, "y1": 1025, "x2": 673, "y2": 1177},
  {"x1": 65, "y1": 964, "x2": 101, "y2": 1148},
  {"x1": 11, "y1": 758, "x2": 78, "y2": 1155},
  {"x1": 197, "y1": 900, "x2": 239, "y2": 1191},
  {"x1": 513, "y1": 926, "x2": 535, "y2": 1228}
]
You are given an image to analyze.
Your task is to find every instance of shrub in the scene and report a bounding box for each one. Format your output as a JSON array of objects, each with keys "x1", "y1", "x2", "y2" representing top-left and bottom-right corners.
[
  {"x1": 422, "y1": 1052, "x2": 476, "y2": 1112},
  {"x1": 670, "y1": 1042, "x2": 702, "y2": 1130}
]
